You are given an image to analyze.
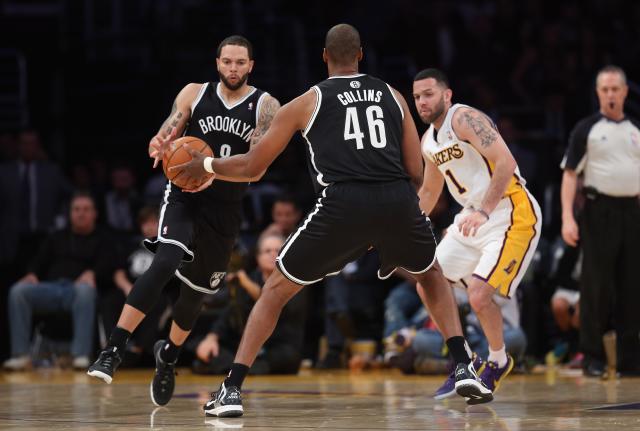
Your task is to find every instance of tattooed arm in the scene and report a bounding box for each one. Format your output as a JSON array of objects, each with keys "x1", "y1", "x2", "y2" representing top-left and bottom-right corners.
[
  {"x1": 214, "y1": 94, "x2": 281, "y2": 183},
  {"x1": 452, "y1": 107, "x2": 517, "y2": 236},
  {"x1": 148, "y1": 83, "x2": 201, "y2": 167},
  {"x1": 452, "y1": 107, "x2": 517, "y2": 214},
  {"x1": 251, "y1": 95, "x2": 281, "y2": 146}
]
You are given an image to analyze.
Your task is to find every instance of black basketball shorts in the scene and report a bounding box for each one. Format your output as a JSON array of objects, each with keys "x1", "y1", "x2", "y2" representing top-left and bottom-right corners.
[
  {"x1": 144, "y1": 183, "x2": 242, "y2": 294},
  {"x1": 276, "y1": 180, "x2": 437, "y2": 285}
]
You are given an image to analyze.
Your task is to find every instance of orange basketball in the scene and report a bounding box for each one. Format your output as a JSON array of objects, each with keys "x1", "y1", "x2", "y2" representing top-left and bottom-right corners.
[{"x1": 162, "y1": 136, "x2": 214, "y2": 190}]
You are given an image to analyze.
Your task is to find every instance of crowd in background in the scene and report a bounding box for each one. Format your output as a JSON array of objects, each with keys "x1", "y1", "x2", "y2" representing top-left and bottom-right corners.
[{"x1": 0, "y1": 128, "x2": 590, "y2": 374}]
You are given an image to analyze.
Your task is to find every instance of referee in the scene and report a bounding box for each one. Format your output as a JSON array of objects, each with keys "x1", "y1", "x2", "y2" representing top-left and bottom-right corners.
[{"x1": 560, "y1": 65, "x2": 640, "y2": 377}]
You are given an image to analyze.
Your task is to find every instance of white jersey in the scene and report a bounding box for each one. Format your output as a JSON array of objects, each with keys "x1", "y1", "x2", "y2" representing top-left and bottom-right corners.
[
  {"x1": 421, "y1": 103, "x2": 525, "y2": 209},
  {"x1": 422, "y1": 104, "x2": 542, "y2": 298}
]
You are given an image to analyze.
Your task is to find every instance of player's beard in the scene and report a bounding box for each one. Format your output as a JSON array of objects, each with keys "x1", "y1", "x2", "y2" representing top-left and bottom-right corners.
[
  {"x1": 219, "y1": 71, "x2": 249, "y2": 91},
  {"x1": 425, "y1": 96, "x2": 446, "y2": 124}
]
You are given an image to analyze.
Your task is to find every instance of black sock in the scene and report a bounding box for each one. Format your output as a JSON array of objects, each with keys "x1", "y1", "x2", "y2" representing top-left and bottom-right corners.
[
  {"x1": 107, "y1": 327, "x2": 131, "y2": 353},
  {"x1": 159, "y1": 339, "x2": 181, "y2": 364},
  {"x1": 224, "y1": 363, "x2": 250, "y2": 389},
  {"x1": 446, "y1": 336, "x2": 472, "y2": 365}
]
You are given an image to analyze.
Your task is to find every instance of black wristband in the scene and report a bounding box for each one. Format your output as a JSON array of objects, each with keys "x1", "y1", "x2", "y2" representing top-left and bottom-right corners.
[{"x1": 476, "y1": 209, "x2": 490, "y2": 220}]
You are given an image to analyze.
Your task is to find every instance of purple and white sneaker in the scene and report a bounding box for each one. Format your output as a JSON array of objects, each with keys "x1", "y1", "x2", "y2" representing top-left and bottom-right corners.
[
  {"x1": 478, "y1": 354, "x2": 515, "y2": 393},
  {"x1": 433, "y1": 353, "x2": 485, "y2": 400}
]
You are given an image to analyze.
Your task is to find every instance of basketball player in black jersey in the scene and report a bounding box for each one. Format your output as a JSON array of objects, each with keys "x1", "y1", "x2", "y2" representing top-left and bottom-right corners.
[
  {"x1": 87, "y1": 35, "x2": 281, "y2": 407},
  {"x1": 176, "y1": 24, "x2": 492, "y2": 417}
]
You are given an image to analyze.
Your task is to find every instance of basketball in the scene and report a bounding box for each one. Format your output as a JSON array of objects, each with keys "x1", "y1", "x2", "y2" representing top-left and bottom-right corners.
[{"x1": 162, "y1": 136, "x2": 214, "y2": 190}]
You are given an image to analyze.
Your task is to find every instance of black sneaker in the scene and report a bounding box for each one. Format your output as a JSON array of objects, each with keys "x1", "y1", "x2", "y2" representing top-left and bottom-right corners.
[
  {"x1": 87, "y1": 346, "x2": 122, "y2": 384},
  {"x1": 203, "y1": 382, "x2": 243, "y2": 417},
  {"x1": 150, "y1": 340, "x2": 176, "y2": 406},
  {"x1": 454, "y1": 362, "x2": 493, "y2": 405}
]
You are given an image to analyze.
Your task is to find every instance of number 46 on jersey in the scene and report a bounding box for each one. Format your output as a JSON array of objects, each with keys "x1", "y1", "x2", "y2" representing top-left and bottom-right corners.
[{"x1": 344, "y1": 106, "x2": 387, "y2": 149}]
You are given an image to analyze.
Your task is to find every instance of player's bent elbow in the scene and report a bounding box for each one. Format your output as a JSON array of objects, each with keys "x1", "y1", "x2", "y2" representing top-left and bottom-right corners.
[
  {"x1": 497, "y1": 155, "x2": 517, "y2": 175},
  {"x1": 245, "y1": 166, "x2": 266, "y2": 182},
  {"x1": 249, "y1": 170, "x2": 266, "y2": 182}
]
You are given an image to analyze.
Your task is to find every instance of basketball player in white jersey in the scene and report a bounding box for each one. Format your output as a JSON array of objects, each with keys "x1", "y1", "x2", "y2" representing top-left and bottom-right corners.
[{"x1": 413, "y1": 69, "x2": 542, "y2": 399}]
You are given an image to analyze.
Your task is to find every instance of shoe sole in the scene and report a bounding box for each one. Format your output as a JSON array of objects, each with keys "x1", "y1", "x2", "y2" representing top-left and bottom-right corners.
[
  {"x1": 433, "y1": 388, "x2": 457, "y2": 400},
  {"x1": 455, "y1": 379, "x2": 493, "y2": 405},
  {"x1": 204, "y1": 405, "x2": 244, "y2": 418},
  {"x1": 150, "y1": 381, "x2": 167, "y2": 407},
  {"x1": 87, "y1": 369, "x2": 112, "y2": 384}
]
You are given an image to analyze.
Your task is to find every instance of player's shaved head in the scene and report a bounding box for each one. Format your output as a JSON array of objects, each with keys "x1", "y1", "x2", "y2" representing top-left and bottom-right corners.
[{"x1": 325, "y1": 24, "x2": 361, "y2": 66}]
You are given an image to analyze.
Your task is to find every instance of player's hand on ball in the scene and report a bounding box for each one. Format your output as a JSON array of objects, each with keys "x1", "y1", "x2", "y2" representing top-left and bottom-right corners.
[
  {"x1": 150, "y1": 127, "x2": 177, "y2": 168},
  {"x1": 458, "y1": 209, "x2": 488, "y2": 237},
  {"x1": 170, "y1": 144, "x2": 208, "y2": 178},
  {"x1": 184, "y1": 174, "x2": 215, "y2": 193}
]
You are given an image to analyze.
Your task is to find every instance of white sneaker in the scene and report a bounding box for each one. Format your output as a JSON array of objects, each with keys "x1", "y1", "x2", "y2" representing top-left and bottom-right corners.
[
  {"x1": 72, "y1": 356, "x2": 90, "y2": 369},
  {"x1": 3, "y1": 356, "x2": 30, "y2": 371}
]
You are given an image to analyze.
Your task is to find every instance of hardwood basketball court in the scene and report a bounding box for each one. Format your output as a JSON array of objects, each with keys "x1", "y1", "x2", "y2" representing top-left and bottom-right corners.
[{"x1": 1, "y1": 369, "x2": 639, "y2": 430}]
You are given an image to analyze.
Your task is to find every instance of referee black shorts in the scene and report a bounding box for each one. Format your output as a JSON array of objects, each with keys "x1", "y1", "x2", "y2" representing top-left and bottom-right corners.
[
  {"x1": 276, "y1": 179, "x2": 437, "y2": 285},
  {"x1": 143, "y1": 183, "x2": 242, "y2": 294}
]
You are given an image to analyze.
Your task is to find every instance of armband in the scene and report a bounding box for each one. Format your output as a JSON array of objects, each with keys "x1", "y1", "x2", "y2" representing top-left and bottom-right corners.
[{"x1": 204, "y1": 157, "x2": 215, "y2": 174}]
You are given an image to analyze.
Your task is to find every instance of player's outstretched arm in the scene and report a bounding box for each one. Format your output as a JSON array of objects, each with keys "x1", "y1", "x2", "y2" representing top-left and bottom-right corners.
[
  {"x1": 418, "y1": 157, "x2": 445, "y2": 215},
  {"x1": 213, "y1": 91, "x2": 312, "y2": 179},
  {"x1": 391, "y1": 87, "x2": 423, "y2": 190},
  {"x1": 452, "y1": 107, "x2": 517, "y2": 215},
  {"x1": 172, "y1": 90, "x2": 315, "y2": 182},
  {"x1": 149, "y1": 83, "x2": 201, "y2": 168}
]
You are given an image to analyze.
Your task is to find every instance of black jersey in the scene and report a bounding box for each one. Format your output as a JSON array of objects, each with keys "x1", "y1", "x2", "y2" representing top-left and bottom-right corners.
[
  {"x1": 185, "y1": 82, "x2": 268, "y2": 202},
  {"x1": 302, "y1": 74, "x2": 408, "y2": 191}
]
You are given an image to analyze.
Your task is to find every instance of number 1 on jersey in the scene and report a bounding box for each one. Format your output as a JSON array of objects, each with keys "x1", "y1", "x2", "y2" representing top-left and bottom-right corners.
[
  {"x1": 344, "y1": 106, "x2": 387, "y2": 149},
  {"x1": 445, "y1": 169, "x2": 467, "y2": 194}
]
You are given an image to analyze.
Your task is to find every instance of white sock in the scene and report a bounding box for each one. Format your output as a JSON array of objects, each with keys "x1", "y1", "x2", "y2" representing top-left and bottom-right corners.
[{"x1": 488, "y1": 345, "x2": 507, "y2": 368}]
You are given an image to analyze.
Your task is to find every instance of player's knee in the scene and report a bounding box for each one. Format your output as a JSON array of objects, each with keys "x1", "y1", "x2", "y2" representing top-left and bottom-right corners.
[
  {"x1": 172, "y1": 311, "x2": 199, "y2": 332},
  {"x1": 150, "y1": 247, "x2": 183, "y2": 276},
  {"x1": 262, "y1": 273, "x2": 302, "y2": 307},
  {"x1": 468, "y1": 286, "x2": 492, "y2": 313},
  {"x1": 173, "y1": 286, "x2": 206, "y2": 331}
]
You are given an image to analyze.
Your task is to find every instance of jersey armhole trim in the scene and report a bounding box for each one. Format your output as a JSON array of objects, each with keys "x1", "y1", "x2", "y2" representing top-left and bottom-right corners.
[
  {"x1": 255, "y1": 92, "x2": 269, "y2": 125},
  {"x1": 420, "y1": 128, "x2": 434, "y2": 160},
  {"x1": 447, "y1": 104, "x2": 467, "y2": 142},
  {"x1": 190, "y1": 83, "x2": 209, "y2": 114},
  {"x1": 386, "y1": 83, "x2": 404, "y2": 120},
  {"x1": 303, "y1": 86, "x2": 322, "y2": 137}
]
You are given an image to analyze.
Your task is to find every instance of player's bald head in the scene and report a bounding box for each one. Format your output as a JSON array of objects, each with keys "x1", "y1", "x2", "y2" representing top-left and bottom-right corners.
[{"x1": 324, "y1": 24, "x2": 361, "y2": 66}]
